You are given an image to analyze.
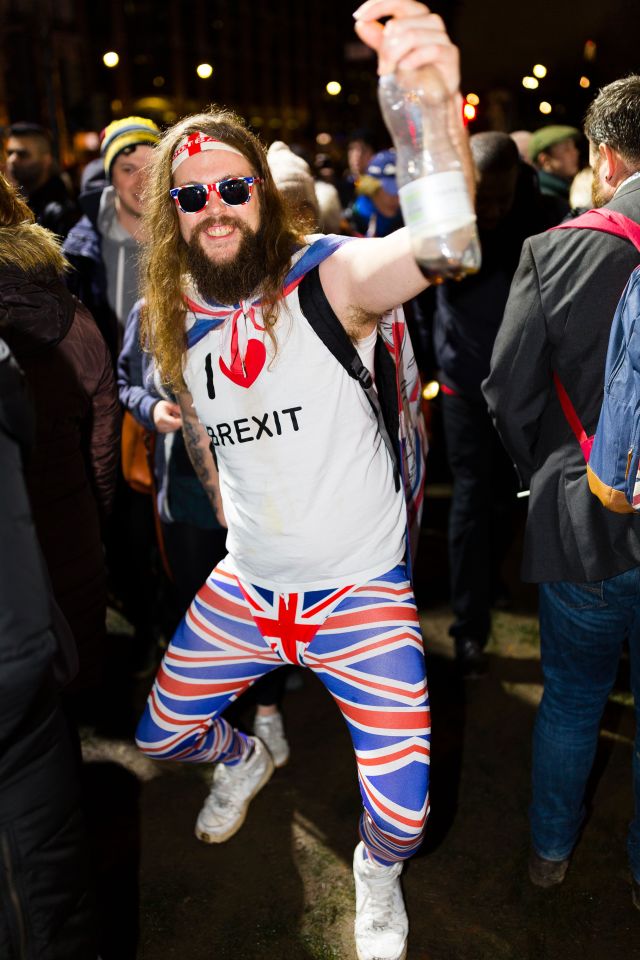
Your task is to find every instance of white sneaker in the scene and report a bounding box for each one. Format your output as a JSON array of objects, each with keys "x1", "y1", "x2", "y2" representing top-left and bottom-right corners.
[
  {"x1": 353, "y1": 841, "x2": 408, "y2": 960},
  {"x1": 195, "y1": 737, "x2": 274, "y2": 843},
  {"x1": 253, "y1": 710, "x2": 290, "y2": 768}
]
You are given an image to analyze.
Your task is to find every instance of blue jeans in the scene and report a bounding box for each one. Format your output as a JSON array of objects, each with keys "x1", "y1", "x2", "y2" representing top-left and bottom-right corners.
[{"x1": 533, "y1": 569, "x2": 640, "y2": 880}]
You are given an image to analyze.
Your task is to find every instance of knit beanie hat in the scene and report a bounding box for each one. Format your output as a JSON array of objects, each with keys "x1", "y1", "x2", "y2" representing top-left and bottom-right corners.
[
  {"x1": 101, "y1": 116, "x2": 161, "y2": 177},
  {"x1": 267, "y1": 141, "x2": 319, "y2": 220}
]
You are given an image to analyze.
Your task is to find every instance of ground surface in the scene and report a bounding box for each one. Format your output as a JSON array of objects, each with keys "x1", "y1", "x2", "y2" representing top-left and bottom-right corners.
[{"x1": 82, "y1": 515, "x2": 639, "y2": 960}]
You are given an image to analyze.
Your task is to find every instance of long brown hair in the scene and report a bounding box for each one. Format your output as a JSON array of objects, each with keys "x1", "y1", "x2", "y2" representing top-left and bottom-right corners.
[{"x1": 139, "y1": 106, "x2": 306, "y2": 390}]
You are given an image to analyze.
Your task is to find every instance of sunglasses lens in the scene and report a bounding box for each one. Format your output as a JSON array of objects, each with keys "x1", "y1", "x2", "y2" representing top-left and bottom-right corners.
[
  {"x1": 177, "y1": 184, "x2": 208, "y2": 213},
  {"x1": 219, "y1": 178, "x2": 251, "y2": 205}
]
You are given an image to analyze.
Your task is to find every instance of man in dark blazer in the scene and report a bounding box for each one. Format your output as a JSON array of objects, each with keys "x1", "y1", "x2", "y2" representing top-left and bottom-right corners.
[{"x1": 483, "y1": 75, "x2": 640, "y2": 908}]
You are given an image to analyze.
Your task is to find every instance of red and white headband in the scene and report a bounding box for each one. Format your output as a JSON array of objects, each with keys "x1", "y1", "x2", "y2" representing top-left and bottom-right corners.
[{"x1": 171, "y1": 131, "x2": 245, "y2": 173}]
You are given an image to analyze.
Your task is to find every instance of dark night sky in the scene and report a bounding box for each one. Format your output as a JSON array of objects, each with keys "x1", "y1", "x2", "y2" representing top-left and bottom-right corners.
[
  {"x1": 334, "y1": 0, "x2": 640, "y2": 132},
  {"x1": 5, "y1": 1, "x2": 640, "y2": 144},
  {"x1": 451, "y1": 0, "x2": 638, "y2": 88}
]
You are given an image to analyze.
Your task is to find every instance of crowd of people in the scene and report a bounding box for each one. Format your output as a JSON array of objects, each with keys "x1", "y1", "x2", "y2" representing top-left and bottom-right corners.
[{"x1": 1, "y1": 1, "x2": 640, "y2": 958}]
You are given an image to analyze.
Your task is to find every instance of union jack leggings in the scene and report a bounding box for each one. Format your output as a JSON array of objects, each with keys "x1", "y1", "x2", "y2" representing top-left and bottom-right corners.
[{"x1": 136, "y1": 561, "x2": 430, "y2": 865}]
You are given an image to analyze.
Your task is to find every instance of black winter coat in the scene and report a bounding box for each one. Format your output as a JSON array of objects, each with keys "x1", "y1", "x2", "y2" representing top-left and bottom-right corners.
[
  {"x1": 0, "y1": 222, "x2": 120, "y2": 688},
  {"x1": 0, "y1": 341, "x2": 97, "y2": 959}
]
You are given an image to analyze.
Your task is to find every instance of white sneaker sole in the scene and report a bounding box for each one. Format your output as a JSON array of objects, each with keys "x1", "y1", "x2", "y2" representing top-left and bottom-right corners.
[
  {"x1": 355, "y1": 946, "x2": 407, "y2": 960},
  {"x1": 272, "y1": 749, "x2": 290, "y2": 769},
  {"x1": 195, "y1": 751, "x2": 275, "y2": 844}
]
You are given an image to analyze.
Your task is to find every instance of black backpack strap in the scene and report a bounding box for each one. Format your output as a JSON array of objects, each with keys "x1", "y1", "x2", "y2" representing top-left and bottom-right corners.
[{"x1": 298, "y1": 265, "x2": 400, "y2": 491}]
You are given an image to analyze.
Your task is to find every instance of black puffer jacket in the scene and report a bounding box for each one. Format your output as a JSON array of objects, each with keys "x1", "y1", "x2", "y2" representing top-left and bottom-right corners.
[
  {"x1": 0, "y1": 222, "x2": 120, "y2": 690},
  {"x1": 0, "y1": 341, "x2": 97, "y2": 959}
]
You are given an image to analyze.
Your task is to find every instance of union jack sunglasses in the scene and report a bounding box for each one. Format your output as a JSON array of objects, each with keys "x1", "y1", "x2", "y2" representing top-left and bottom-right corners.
[{"x1": 169, "y1": 176, "x2": 262, "y2": 213}]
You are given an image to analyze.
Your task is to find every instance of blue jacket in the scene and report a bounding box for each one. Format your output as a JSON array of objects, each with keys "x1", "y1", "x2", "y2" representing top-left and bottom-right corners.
[
  {"x1": 117, "y1": 301, "x2": 220, "y2": 530},
  {"x1": 62, "y1": 185, "x2": 116, "y2": 358}
]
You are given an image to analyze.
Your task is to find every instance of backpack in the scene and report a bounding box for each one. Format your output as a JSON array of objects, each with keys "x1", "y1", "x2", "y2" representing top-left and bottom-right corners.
[{"x1": 553, "y1": 209, "x2": 640, "y2": 513}]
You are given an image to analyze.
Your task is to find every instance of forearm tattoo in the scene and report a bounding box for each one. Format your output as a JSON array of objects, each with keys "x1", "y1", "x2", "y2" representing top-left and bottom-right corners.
[{"x1": 182, "y1": 415, "x2": 220, "y2": 509}]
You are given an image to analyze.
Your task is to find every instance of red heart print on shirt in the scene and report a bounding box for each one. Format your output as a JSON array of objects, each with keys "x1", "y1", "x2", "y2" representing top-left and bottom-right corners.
[{"x1": 219, "y1": 338, "x2": 266, "y2": 387}]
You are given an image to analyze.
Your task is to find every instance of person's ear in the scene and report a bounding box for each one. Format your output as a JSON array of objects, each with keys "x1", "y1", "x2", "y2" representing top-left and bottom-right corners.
[
  {"x1": 538, "y1": 150, "x2": 553, "y2": 173},
  {"x1": 598, "y1": 143, "x2": 617, "y2": 183}
]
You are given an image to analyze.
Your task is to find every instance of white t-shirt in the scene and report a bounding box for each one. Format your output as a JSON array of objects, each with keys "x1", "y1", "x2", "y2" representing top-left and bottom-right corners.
[{"x1": 183, "y1": 278, "x2": 405, "y2": 592}]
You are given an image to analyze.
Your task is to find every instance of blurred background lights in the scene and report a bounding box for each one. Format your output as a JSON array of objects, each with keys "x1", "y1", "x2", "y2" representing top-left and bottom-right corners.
[
  {"x1": 539, "y1": 101, "x2": 552, "y2": 114},
  {"x1": 584, "y1": 39, "x2": 597, "y2": 61},
  {"x1": 463, "y1": 103, "x2": 477, "y2": 121},
  {"x1": 466, "y1": 93, "x2": 480, "y2": 106},
  {"x1": 326, "y1": 81, "x2": 342, "y2": 96},
  {"x1": 580, "y1": 76, "x2": 591, "y2": 89},
  {"x1": 533, "y1": 64, "x2": 547, "y2": 79},
  {"x1": 422, "y1": 381, "x2": 440, "y2": 401},
  {"x1": 196, "y1": 63, "x2": 213, "y2": 79},
  {"x1": 103, "y1": 51, "x2": 119, "y2": 68},
  {"x1": 522, "y1": 76, "x2": 539, "y2": 90},
  {"x1": 316, "y1": 132, "x2": 332, "y2": 145}
]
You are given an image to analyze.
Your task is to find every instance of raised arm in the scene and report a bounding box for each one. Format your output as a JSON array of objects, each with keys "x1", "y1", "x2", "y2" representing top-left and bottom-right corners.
[
  {"x1": 319, "y1": 0, "x2": 473, "y2": 332},
  {"x1": 354, "y1": 0, "x2": 473, "y2": 197},
  {"x1": 177, "y1": 389, "x2": 226, "y2": 527}
]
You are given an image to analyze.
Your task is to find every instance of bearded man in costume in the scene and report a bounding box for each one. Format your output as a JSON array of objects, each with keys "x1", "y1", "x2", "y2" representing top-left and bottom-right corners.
[{"x1": 135, "y1": 4, "x2": 474, "y2": 958}]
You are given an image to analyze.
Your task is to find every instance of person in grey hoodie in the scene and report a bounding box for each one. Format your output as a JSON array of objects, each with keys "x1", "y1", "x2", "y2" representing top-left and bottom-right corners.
[{"x1": 63, "y1": 116, "x2": 161, "y2": 360}]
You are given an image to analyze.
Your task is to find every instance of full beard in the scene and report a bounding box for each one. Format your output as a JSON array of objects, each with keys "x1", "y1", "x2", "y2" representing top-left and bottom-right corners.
[{"x1": 185, "y1": 216, "x2": 268, "y2": 305}]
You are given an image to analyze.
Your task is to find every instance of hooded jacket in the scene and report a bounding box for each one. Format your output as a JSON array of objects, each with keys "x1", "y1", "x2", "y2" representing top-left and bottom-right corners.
[
  {"x1": 0, "y1": 221, "x2": 120, "y2": 688},
  {"x1": 63, "y1": 182, "x2": 141, "y2": 359}
]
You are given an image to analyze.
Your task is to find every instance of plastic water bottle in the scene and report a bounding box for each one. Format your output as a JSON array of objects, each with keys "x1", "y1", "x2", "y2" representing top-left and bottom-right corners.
[{"x1": 378, "y1": 67, "x2": 481, "y2": 282}]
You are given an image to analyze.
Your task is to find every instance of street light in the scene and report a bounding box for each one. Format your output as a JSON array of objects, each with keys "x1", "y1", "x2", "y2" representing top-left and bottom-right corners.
[
  {"x1": 103, "y1": 51, "x2": 119, "y2": 68},
  {"x1": 539, "y1": 101, "x2": 552, "y2": 115},
  {"x1": 522, "y1": 76, "x2": 539, "y2": 90},
  {"x1": 580, "y1": 76, "x2": 591, "y2": 89},
  {"x1": 466, "y1": 93, "x2": 480, "y2": 106},
  {"x1": 326, "y1": 81, "x2": 342, "y2": 96},
  {"x1": 533, "y1": 64, "x2": 547, "y2": 79},
  {"x1": 197, "y1": 63, "x2": 213, "y2": 79}
]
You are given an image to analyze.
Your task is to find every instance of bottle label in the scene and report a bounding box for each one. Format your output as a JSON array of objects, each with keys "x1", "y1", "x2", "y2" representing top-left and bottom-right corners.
[{"x1": 399, "y1": 172, "x2": 475, "y2": 237}]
